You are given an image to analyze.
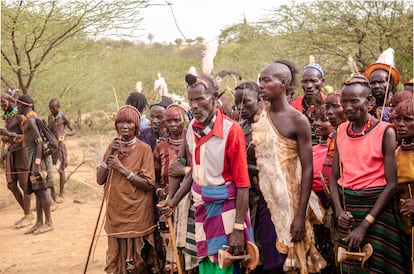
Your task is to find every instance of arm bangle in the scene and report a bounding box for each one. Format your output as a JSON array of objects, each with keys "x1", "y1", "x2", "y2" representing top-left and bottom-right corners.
[
  {"x1": 365, "y1": 214, "x2": 376, "y2": 224},
  {"x1": 184, "y1": 166, "x2": 191, "y2": 176},
  {"x1": 233, "y1": 223, "x2": 244, "y2": 231},
  {"x1": 126, "y1": 171, "x2": 135, "y2": 181},
  {"x1": 100, "y1": 162, "x2": 109, "y2": 169}
]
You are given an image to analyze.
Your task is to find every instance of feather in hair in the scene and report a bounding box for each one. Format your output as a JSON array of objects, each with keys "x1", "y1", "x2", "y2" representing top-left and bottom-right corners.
[
  {"x1": 135, "y1": 81, "x2": 143, "y2": 93},
  {"x1": 188, "y1": 66, "x2": 197, "y2": 76},
  {"x1": 309, "y1": 55, "x2": 315, "y2": 64},
  {"x1": 202, "y1": 41, "x2": 218, "y2": 75},
  {"x1": 376, "y1": 48, "x2": 395, "y2": 67},
  {"x1": 347, "y1": 55, "x2": 359, "y2": 75}
]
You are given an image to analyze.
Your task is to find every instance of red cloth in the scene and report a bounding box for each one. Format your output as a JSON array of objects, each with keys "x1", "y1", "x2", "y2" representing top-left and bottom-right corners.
[
  {"x1": 187, "y1": 108, "x2": 250, "y2": 188},
  {"x1": 312, "y1": 144, "x2": 328, "y2": 192},
  {"x1": 337, "y1": 120, "x2": 390, "y2": 190}
]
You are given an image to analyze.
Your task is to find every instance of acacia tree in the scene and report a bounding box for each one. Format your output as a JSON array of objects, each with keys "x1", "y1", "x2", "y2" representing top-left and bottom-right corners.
[
  {"x1": 262, "y1": 0, "x2": 413, "y2": 85},
  {"x1": 1, "y1": 0, "x2": 150, "y2": 94}
]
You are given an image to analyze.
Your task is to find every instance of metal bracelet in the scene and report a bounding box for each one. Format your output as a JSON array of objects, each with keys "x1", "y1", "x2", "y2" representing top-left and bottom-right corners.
[
  {"x1": 126, "y1": 171, "x2": 135, "y2": 181},
  {"x1": 100, "y1": 162, "x2": 109, "y2": 169}
]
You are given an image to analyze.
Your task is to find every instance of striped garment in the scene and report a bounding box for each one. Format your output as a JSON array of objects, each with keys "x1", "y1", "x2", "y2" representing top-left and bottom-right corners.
[
  {"x1": 174, "y1": 192, "x2": 198, "y2": 270},
  {"x1": 338, "y1": 187, "x2": 410, "y2": 273},
  {"x1": 191, "y1": 181, "x2": 254, "y2": 263}
]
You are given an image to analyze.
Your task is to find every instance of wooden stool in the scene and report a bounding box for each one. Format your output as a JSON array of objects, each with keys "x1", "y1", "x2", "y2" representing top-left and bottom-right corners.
[
  {"x1": 218, "y1": 241, "x2": 259, "y2": 274},
  {"x1": 337, "y1": 243, "x2": 373, "y2": 269}
]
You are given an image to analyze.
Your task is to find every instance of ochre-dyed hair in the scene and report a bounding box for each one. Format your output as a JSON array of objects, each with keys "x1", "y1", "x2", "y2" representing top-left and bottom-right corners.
[
  {"x1": 166, "y1": 104, "x2": 189, "y2": 129},
  {"x1": 394, "y1": 99, "x2": 413, "y2": 119},
  {"x1": 114, "y1": 105, "x2": 141, "y2": 135},
  {"x1": 324, "y1": 90, "x2": 341, "y2": 105},
  {"x1": 391, "y1": 91, "x2": 413, "y2": 108},
  {"x1": 315, "y1": 104, "x2": 329, "y2": 121}
]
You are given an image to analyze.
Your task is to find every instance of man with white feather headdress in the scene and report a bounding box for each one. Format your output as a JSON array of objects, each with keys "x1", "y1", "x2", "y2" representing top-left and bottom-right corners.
[{"x1": 364, "y1": 48, "x2": 401, "y2": 122}]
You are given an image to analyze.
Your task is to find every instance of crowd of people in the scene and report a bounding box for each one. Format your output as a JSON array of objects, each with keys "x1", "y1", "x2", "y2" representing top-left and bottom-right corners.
[
  {"x1": 1, "y1": 94, "x2": 75, "y2": 235},
  {"x1": 1, "y1": 49, "x2": 414, "y2": 274}
]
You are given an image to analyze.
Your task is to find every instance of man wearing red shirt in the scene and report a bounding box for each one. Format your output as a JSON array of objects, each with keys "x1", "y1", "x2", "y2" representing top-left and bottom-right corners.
[{"x1": 159, "y1": 73, "x2": 253, "y2": 274}]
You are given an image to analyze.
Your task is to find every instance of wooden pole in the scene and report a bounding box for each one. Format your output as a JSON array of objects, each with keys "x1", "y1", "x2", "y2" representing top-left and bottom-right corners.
[
  {"x1": 408, "y1": 184, "x2": 414, "y2": 274},
  {"x1": 84, "y1": 153, "x2": 116, "y2": 273},
  {"x1": 167, "y1": 216, "x2": 183, "y2": 274}
]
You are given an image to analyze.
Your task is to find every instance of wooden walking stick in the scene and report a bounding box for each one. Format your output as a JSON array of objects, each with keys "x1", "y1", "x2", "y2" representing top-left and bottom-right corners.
[
  {"x1": 408, "y1": 184, "x2": 414, "y2": 273},
  {"x1": 165, "y1": 196, "x2": 183, "y2": 274},
  {"x1": 83, "y1": 151, "x2": 116, "y2": 274}
]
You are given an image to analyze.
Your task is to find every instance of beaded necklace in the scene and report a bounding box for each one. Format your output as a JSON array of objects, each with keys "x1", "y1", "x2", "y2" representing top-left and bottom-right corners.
[
  {"x1": 52, "y1": 111, "x2": 63, "y2": 122},
  {"x1": 168, "y1": 137, "x2": 183, "y2": 146},
  {"x1": 20, "y1": 111, "x2": 38, "y2": 132},
  {"x1": 347, "y1": 115, "x2": 375, "y2": 138},
  {"x1": 119, "y1": 136, "x2": 137, "y2": 146},
  {"x1": 2, "y1": 106, "x2": 18, "y2": 122},
  {"x1": 401, "y1": 139, "x2": 414, "y2": 151}
]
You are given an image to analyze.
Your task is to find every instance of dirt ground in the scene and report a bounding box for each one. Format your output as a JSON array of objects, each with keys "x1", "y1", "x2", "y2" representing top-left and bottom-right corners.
[{"x1": 0, "y1": 133, "x2": 117, "y2": 274}]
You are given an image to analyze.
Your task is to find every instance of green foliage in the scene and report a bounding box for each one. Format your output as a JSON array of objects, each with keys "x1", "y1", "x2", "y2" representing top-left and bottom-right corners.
[
  {"x1": 262, "y1": 0, "x2": 413, "y2": 88},
  {"x1": 1, "y1": 0, "x2": 149, "y2": 94},
  {"x1": 1, "y1": 0, "x2": 412, "y2": 127},
  {"x1": 28, "y1": 40, "x2": 203, "y2": 120}
]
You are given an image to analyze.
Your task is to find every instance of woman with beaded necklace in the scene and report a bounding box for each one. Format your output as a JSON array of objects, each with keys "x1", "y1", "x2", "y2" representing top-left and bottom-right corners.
[
  {"x1": 0, "y1": 91, "x2": 32, "y2": 229},
  {"x1": 153, "y1": 104, "x2": 196, "y2": 273},
  {"x1": 393, "y1": 99, "x2": 414, "y2": 255},
  {"x1": 97, "y1": 105, "x2": 159, "y2": 274}
]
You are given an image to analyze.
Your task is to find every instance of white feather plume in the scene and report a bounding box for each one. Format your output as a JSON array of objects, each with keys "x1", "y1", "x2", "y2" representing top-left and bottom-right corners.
[
  {"x1": 135, "y1": 81, "x2": 143, "y2": 93},
  {"x1": 202, "y1": 41, "x2": 218, "y2": 75},
  {"x1": 309, "y1": 55, "x2": 315, "y2": 64},
  {"x1": 188, "y1": 66, "x2": 197, "y2": 76},
  {"x1": 376, "y1": 48, "x2": 395, "y2": 67},
  {"x1": 154, "y1": 72, "x2": 169, "y2": 96}
]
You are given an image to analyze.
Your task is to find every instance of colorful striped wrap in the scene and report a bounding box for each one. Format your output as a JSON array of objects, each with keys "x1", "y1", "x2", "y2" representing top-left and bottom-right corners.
[
  {"x1": 338, "y1": 187, "x2": 410, "y2": 273},
  {"x1": 191, "y1": 181, "x2": 254, "y2": 263}
]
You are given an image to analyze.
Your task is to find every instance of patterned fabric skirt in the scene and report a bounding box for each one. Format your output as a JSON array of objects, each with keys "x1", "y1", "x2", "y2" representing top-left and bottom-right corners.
[
  {"x1": 52, "y1": 141, "x2": 68, "y2": 171},
  {"x1": 26, "y1": 146, "x2": 53, "y2": 194},
  {"x1": 338, "y1": 187, "x2": 410, "y2": 273}
]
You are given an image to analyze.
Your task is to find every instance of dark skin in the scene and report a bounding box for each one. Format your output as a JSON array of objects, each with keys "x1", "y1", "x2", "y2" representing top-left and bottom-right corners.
[
  {"x1": 259, "y1": 63, "x2": 313, "y2": 242},
  {"x1": 369, "y1": 69, "x2": 394, "y2": 107},
  {"x1": 314, "y1": 113, "x2": 334, "y2": 140},
  {"x1": 154, "y1": 108, "x2": 185, "y2": 198},
  {"x1": 0, "y1": 96, "x2": 31, "y2": 216},
  {"x1": 149, "y1": 105, "x2": 166, "y2": 137},
  {"x1": 234, "y1": 88, "x2": 260, "y2": 122},
  {"x1": 48, "y1": 101, "x2": 76, "y2": 199},
  {"x1": 394, "y1": 109, "x2": 414, "y2": 224},
  {"x1": 329, "y1": 84, "x2": 398, "y2": 249},
  {"x1": 18, "y1": 102, "x2": 53, "y2": 233},
  {"x1": 97, "y1": 121, "x2": 153, "y2": 192},
  {"x1": 158, "y1": 83, "x2": 249, "y2": 256},
  {"x1": 325, "y1": 95, "x2": 347, "y2": 127},
  {"x1": 301, "y1": 68, "x2": 325, "y2": 103}
]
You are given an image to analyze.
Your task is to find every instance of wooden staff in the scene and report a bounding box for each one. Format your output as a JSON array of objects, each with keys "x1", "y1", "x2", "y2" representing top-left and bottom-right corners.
[
  {"x1": 113, "y1": 87, "x2": 119, "y2": 111},
  {"x1": 83, "y1": 152, "x2": 116, "y2": 274},
  {"x1": 379, "y1": 65, "x2": 392, "y2": 121},
  {"x1": 165, "y1": 194, "x2": 183, "y2": 274},
  {"x1": 408, "y1": 184, "x2": 414, "y2": 273},
  {"x1": 167, "y1": 216, "x2": 183, "y2": 274}
]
